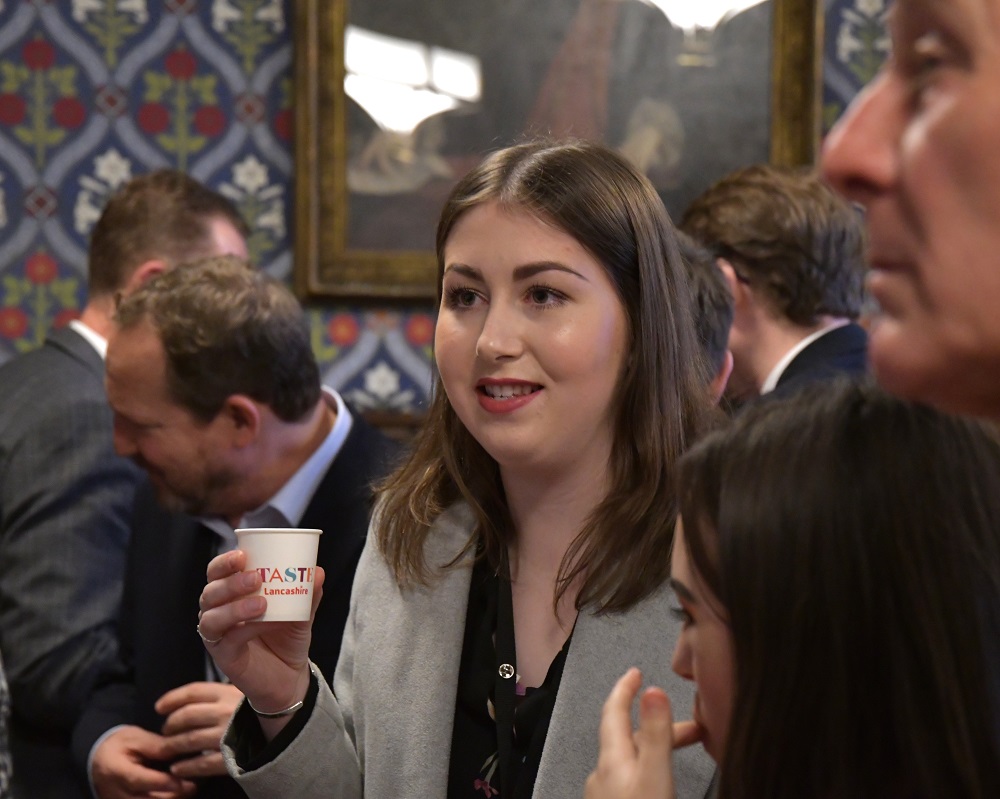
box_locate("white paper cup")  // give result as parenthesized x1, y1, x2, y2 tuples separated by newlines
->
(235, 528, 323, 622)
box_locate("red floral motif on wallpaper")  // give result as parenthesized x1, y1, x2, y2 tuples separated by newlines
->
(4, 37, 87, 167)
(136, 46, 224, 170)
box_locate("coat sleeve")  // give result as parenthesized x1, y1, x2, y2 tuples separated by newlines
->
(221, 537, 384, 798)
(224, 663, 363, 799)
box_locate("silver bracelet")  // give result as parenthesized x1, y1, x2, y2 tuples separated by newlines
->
(246, 665, 314, 718)
(246, 696, 304, 718)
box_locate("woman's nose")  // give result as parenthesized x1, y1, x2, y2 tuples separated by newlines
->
(475, 304, 523, 361)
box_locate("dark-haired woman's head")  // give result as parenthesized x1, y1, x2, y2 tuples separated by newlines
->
(432, 138, 708, 473)
(378, 139, 711, 611)
(673, 379, 1000, 799)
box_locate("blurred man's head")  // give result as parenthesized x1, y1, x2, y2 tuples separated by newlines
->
(87, 169, 248, 301)
(105, 255, 320, 518)
(676, 229, 734, 403)
(822, 0, 1000, 418)
(682, 164, 866, 398)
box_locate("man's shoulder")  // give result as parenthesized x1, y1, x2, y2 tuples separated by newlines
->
(302, 412, 399, 520)
(0, 329, 103, 390)
(803, 320, 868, 354)
(778, 322, 868, 390)
(338, 407, 404, 470)
(0, 340, 107, 438)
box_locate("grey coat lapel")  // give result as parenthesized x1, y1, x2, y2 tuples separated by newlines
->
(538, 588, 716, 798)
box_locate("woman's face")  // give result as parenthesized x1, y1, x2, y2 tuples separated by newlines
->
(434, 201, 628, 476)
(822, 0, 1000, 416)
(670, 519, 735, 763)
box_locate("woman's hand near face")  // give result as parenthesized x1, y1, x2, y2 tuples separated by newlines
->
(586, 668, 702, 799)
(196, 549, 323, 737)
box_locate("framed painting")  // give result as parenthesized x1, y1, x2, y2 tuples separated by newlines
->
(294, 0, 822, 301)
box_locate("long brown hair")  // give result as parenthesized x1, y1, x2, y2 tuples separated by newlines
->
(678, 379, 1000, 798)
(377, 139, 712, 613)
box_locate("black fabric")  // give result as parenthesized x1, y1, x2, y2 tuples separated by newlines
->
(232, 667, 320, 772)
(448, 557, 570, 799)
(772, 322, 868, 396)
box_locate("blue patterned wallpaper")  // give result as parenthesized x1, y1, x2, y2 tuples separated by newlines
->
(0, 0, 888, 414)
(822, 0, 890, 129)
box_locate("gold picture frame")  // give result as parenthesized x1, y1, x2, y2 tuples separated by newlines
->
(294, 0, 822, 301)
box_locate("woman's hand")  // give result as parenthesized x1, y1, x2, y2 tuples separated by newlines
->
(196, 549, 324, 734)
(585, 668, 703, 799)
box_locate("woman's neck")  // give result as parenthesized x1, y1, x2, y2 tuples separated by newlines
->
(501, 453, 610, 585)
(501, 462, 609, 687)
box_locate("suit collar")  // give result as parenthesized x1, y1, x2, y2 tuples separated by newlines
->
(300, 413, 388, 529)
(762, 320, 851, 394)
(774, 322, 869, 389)
(46, 326, 105, 380)
(67, 319, 108, 358)
(264, 390, 352, 527)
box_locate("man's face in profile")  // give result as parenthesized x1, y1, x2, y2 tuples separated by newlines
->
(106, 320, 240, 516)
(822, 0, 1000, 417)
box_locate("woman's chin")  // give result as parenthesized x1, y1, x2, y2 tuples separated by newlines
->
(697, 730, 719, 763)
(692, 715, 721, 763)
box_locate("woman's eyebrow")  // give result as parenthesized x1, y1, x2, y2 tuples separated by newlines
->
(442, 263, 481, 280)
(512, 262, 589, 282)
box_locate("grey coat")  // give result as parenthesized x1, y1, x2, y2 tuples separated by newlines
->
(224, 502, 715, 798)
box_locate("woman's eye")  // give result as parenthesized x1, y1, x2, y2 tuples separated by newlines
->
(526, 285, 565, 306)
(670, 606, 693, 627)
(444, 286, 481, 309)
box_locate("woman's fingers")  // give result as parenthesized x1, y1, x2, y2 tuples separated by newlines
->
(206, 549, 245, 582)
(196, 553, 266, 646)
(588, 670, 678, 799)
(635, 687, 675, 782)
(200, 553, 261, 610)
(671, 720, 704, 749)
(597, 668, 644, 765)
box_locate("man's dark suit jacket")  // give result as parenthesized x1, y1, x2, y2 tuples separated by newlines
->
(72, 411, 399, 798)
(0, 327, 141, 799)
(773, 322, 869, 396)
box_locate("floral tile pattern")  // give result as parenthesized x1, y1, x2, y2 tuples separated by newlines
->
(823, 0, 891, 133)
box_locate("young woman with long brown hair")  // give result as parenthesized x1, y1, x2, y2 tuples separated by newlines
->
(196, 140, 717, 798)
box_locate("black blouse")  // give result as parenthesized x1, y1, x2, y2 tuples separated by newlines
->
(447, 556, 572, 799)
